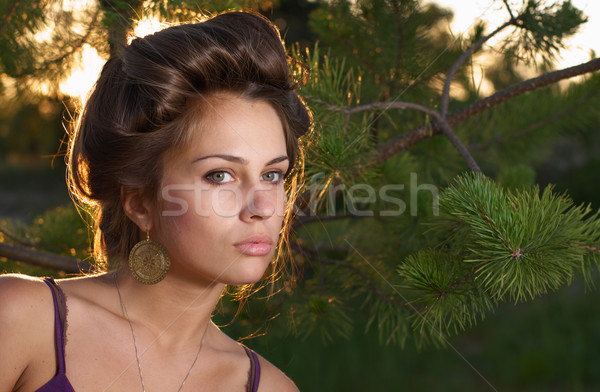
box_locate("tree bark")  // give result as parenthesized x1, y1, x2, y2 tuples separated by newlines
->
(99, 0, 143, 57)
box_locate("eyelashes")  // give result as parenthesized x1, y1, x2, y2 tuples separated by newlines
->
(204, 170, 285, 186)
(261, 171, 284, 183)
(206, 171, 233, 184)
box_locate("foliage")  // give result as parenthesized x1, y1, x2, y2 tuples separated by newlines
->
(280, 0, 600, 349)
(308, 0, 458, 103)
(0, 205, 90, 276)
(440, 173, 600, 300)
(0, 0, 300, 96)
(243, 277, 600, 391)
(0, 0, 103, 96)
(502, 0, 588, 64)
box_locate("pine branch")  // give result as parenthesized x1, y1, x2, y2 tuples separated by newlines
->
(440, 173, 600, 301)
(12, 8, 101, 78)
(325, 100, 482, 172)
(398, 250, 494, 340)
(449, 58, 600, 125)
(49, 8, 101, 65)
(436, 121, 482, 173)
(474, 201, 514, 252)
(572, 244, 600, 255)
(372, 57, 600, 166)
(502, 0, 516, 22)
(441, 266, 480, 298)
(336, 101, 441, 118)
(372, 125, 433, 166)
(441, 20, 514, 118)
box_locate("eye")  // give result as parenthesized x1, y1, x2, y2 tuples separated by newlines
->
(261, 170, 283, 183)
(206, 171, 233, 184)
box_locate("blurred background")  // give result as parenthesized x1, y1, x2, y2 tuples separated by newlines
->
(1, 0, 599, 390)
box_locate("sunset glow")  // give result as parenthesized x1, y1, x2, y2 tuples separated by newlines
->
(59, 44, 105, 104)
(59, 15, 169, 102)
(129, 15, 169, 42)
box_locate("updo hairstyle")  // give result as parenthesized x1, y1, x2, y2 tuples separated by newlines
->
(67, 11, 310, 268)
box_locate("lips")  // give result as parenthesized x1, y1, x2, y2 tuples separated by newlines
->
(234, 234, 274, 256)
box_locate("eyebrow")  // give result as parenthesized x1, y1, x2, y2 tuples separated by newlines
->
(192, 154, 289, 166)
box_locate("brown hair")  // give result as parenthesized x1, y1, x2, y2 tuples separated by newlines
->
(67, 11, 310, 270)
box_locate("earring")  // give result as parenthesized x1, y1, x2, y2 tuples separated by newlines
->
(128, 232, 170, 285)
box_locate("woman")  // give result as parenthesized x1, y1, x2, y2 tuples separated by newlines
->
(0, 11, 309, 391)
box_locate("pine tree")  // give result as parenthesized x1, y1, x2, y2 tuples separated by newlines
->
(285, 0, 600, 346)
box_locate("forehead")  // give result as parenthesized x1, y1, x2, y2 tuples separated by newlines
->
(201, 94, 285, 151)
(169, 93, 287, 164)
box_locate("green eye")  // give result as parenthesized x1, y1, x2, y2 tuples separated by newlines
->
(207, 171, 232, 183)
(262, 171, 282, 182)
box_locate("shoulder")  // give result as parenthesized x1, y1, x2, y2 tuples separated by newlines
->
(0, 274, 56, 389)
(0, 273, 56, 338)
(0, 273, 54, 322)
(208, 327, 299, 392)
(255, 351, 300, 392)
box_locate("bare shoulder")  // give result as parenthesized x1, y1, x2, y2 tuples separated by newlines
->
(0, 274, 56, 390)
(0, 273, 55, 339)
(256, 352, 300, 392)
(208, 327, 299, 391)
(0, 273, 54, 321)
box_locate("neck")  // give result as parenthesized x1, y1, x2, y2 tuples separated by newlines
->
(114, 268, 225, 347)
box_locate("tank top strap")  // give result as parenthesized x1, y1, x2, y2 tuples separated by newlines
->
(243, 346, 261, 392)
(42, 277, 67, 374)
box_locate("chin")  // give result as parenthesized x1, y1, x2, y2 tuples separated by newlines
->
(229, 259, 272, 285)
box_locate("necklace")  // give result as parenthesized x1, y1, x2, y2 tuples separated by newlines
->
(115, 274, 208, 392)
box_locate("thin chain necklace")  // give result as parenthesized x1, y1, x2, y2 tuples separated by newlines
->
(115, 274, 208, 392)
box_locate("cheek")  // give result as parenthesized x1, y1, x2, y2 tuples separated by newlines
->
(276, 185, 287, 221)
(161, 182, 240, 218)
(161, 205, 191, 237)
(159, 187, 202, 235)
(201, 187, 243, 218)
(160, 184, 195, 218)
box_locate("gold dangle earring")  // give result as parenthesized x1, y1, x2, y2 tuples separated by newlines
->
(128, 231, 170, 285)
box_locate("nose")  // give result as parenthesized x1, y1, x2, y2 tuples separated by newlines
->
(240, 187, 276, 221)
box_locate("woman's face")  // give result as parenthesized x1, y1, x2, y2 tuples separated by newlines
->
(155, 94, 289, 286)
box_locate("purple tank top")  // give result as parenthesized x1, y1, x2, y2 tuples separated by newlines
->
(37, 278, 261, 391)
(243, 346, 261, 392)
(37, 278, 75, 392)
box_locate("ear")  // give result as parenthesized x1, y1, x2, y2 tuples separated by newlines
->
(121, 186, 154, 233)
